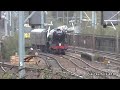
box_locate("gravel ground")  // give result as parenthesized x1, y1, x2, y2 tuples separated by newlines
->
(0, 56, 82, 79)
(66, 52, 120, 78)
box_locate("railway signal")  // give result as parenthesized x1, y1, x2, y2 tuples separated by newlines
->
(101, 11, 119, 28)
(101, 11, 120, 57)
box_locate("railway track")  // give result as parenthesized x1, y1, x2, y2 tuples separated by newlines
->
(68, 46, 120, 58)
(0, 59, 51, 79)
(25, 54, 83, 79)
(1, 49, 120, 79)
(37, 54, 64, 73)
(61, 55, 109, 79)
(38, 53, 83, 78)
(0, 61, 47, 79)
(0, 55, 55, 78)
(68, 46, 120, 66)
(38, 52, 120, 79)
(65, 52, 120, 79)
(0, 54, 82, 79)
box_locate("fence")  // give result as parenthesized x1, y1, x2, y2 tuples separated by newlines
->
(67, 34, 120, 53)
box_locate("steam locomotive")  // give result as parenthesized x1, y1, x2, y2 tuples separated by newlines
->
(47, 28, 68, 54)
(30, 28, 68, 55)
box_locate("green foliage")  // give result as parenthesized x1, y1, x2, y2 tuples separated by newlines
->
(80, 24, 120, 36)
(25, 39, 31, 48)
(2, 33, 18, 60)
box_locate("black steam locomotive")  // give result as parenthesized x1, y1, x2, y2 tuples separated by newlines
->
(30, 28, 68, 55)
(47, 28, 68, 54)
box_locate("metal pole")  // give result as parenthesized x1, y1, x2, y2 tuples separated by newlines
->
(94, 11, 97, 29)
(94, 11, 97, 53)
(11, 11, 14, 36)
(92, 11, 95, 53)
(7, 11, 10, 36)
(67, 11, 69, 25)
(22, 12, 25, 59)
(75, 12, 77, 24)
(4, 11, 8, 36)
(71, 21, 75, 52)
(41, 11, 44, 28)
(80, 11, 83, 24)
(0, 41, 4, 64)
(63, 11, 64, 24)
(80, 11, 83, 27)
(92, 11, 95, 28)
(9, 11, 12, 36)
(18, 11, 25, 79)
(0, 41, 2, 62)
(116, 28, 119, 57)
(9, 11, 11, 26)
(57, 11, 58, 20)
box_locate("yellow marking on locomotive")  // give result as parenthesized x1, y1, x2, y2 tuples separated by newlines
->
(24, 33, 30, 38)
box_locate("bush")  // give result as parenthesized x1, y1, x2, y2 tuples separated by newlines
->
(2, 33, 18, 61)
